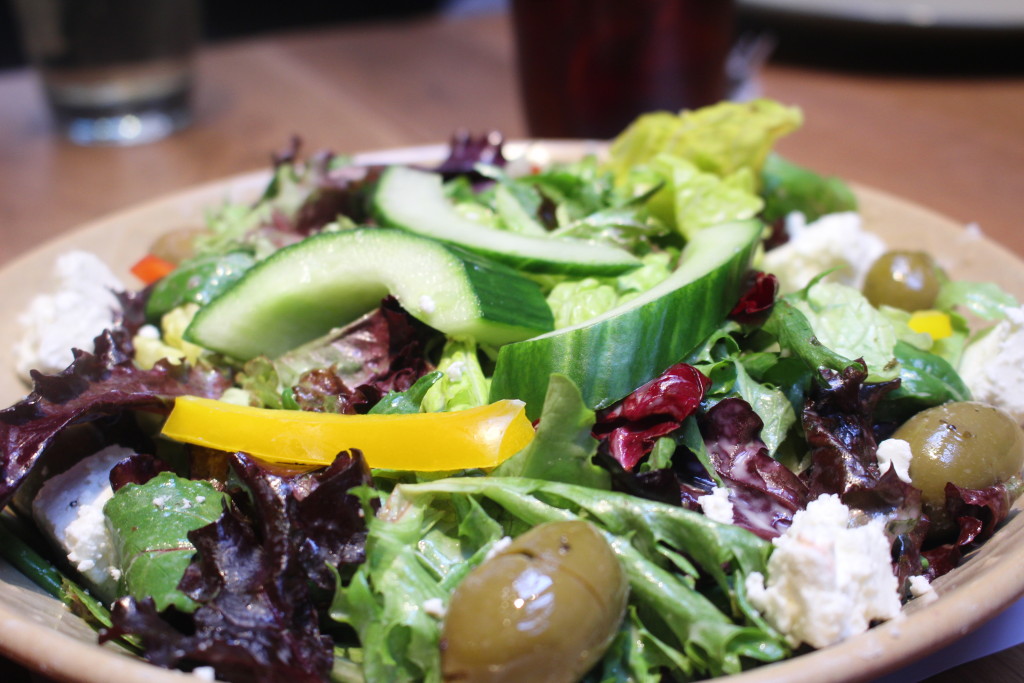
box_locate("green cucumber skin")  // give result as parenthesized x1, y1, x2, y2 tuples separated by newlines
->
(489, 221, 762, 419)
(372, 165, 641, 276)
(185, 228, 553, 360)
(453, 246, 554, 334)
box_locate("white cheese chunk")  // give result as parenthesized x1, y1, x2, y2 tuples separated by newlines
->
(876, 438, 913, 484)
(908, 575, 938, 604)
(14, 251, 124, 382)
(31, 445, 135, 601)
(745, 494, 901, 649)
(958, 305, 1024, 424)
(761, 212, 886, 295)
(697, 486, 735, 525)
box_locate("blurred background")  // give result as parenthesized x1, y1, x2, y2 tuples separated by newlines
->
(3, 0, 1021, 73)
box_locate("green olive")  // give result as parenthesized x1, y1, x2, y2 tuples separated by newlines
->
(894, 401, 1024, 535)
(440, 520, 628, 683)
(862, 250, 943, 311)
(148, 226, 209, 265)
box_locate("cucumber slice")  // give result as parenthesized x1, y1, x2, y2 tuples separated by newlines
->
(489, 220, 763, 418)
(185, 228, 554, 360)
(371, 165, 641, 275)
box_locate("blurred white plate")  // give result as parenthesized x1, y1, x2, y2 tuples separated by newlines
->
(739, 0, 1024, 30)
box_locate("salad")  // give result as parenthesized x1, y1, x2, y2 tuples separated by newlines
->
(2, 99, 1023, 683)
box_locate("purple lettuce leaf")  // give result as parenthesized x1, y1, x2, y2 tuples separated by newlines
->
(728, 271, 779, 327)
(432, 130, 506, 181)
(0, 330, 231, 510)
(699, 397, 809, 539)
(289, 297, 438, 414)
(843, 469, 929, 588)
(267, 137, 380, 235)
(109, 453, 175, 492)
(102, 451, 372, 682)
(801, 364, 901, 497)
(594, 363, 710, 471)
(801, 364, 930, 583)
(922, 482, 1012, 579)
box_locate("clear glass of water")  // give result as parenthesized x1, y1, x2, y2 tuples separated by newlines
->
(11, 0, 201, 146)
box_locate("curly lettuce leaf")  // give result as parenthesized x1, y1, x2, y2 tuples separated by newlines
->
(421, 338, 490, 412)
(494, 374, 609, 489)
(546, 252, 674, 328)
(606, 99, 803, 183)
(0, 330, 230, 511)
(103, 451, 371, 682)
(390, 477, 788, 677)
(643, 156, 764, 238)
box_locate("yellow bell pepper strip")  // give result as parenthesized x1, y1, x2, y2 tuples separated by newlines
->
(160, 395, 536, 471)
(908, 310, 953, 340)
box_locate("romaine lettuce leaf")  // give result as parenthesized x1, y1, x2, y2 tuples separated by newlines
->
(936, 279, 1020, 321)
(390, 477, 788, 677)
(643, 155, 763, 238)
(606, 99, 803, 183)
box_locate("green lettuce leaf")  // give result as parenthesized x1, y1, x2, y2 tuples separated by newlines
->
(689, 325, 798, 455)
(421, 339, 490, 412)
(877, 341, 972, 422)
(644, 156, 763, 238)
(760, 153, 858, 223)
(146, 252, 255, 321)
(330, 489, 502, 683)
(787, 281, 900, 381)
(546, 252, 674, 328)
(104, 472, 229, 613)
(369, 371, 442, 415)
(935, 280, 1020, 321)
(493, 374, 610, 489)
(390, 477, 788, 678)
(605, 99, 803, 183)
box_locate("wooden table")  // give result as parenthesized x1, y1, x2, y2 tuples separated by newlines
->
(1, 8, 1023, 683)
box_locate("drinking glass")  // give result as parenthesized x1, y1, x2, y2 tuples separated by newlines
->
(510, 0, 736, 139)
(11, 0, 201, 146)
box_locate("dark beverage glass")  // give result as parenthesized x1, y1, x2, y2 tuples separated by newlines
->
(510, 0, 736, 139)
(11, 0, 201, 146)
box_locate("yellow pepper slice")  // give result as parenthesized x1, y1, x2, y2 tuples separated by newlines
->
(908, 310, 953, 340)
(161, 396, 536, 471)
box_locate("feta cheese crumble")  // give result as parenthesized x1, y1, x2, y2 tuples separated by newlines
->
(908, 575, 938, 604)
(760, 212, 886, 295)
(192, 666, 217, 681)
(876, 438, 913, 484)
(422, 597, 446, 619)
(14, 251, 124, 382)
(484, 536, 512, 562)
(31, 445, 136, 601)
(958, 305, 1024, 424)
(745, 494, 901, 649)
(697, 486, 735, 525)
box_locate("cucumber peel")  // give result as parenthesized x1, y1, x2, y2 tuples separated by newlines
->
(185, 228, 554, 360)
(489, 220, 763, 418)
(371, 165, 641, 275)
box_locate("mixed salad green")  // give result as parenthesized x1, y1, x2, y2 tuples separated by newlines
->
(2, 99, 1023, 683)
